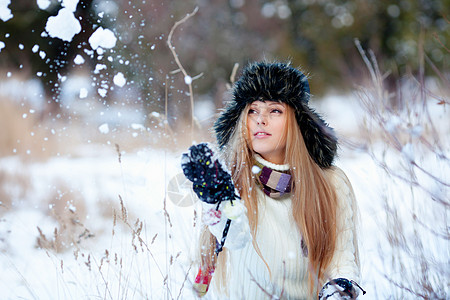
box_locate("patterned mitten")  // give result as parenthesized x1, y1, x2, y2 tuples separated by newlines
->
(181, 143, 235, 204)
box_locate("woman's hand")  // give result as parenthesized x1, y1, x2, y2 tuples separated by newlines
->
(181, 143, 235, 204)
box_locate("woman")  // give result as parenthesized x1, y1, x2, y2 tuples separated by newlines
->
(182, 62, 364, 299)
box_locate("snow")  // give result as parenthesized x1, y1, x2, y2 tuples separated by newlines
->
(73, 54, 85, 65)
(0, 4, 448, 296)
(45, 8, 81, 42)
(98, 123, 109, 134)
(0, 92, 448, 298)
(88, 27, 117, 50)
(79, 87, 88, 99)
(252, 165, 261, 174)
(113, 72, 126, 87)
(36, 0, 51, 10)
(31, 44, 39, 53)
(61, 0, 79, 12)
(184, 75, 192, 85)
(0, 0, 13, 22)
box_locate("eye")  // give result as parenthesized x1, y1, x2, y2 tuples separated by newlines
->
(248, 109, 257, 114)
(271, 108, 283, 114)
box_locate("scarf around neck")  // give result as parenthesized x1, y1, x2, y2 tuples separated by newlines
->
(254, 155, 292, 198)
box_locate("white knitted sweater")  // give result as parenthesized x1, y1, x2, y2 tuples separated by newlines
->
(210, 159, 360, 300)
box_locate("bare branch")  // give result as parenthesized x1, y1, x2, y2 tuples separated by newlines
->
(167, 6, 199, 141)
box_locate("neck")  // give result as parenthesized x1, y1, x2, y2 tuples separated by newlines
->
(254, 154, 290, 171)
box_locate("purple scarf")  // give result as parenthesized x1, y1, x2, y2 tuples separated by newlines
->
(254, 161, 292, 198)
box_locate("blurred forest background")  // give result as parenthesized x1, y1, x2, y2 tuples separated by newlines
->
(0, 1, 449, 299)
(0, 0, 448, 153)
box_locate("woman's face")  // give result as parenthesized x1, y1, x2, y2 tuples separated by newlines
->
(247, 100, 288, 164)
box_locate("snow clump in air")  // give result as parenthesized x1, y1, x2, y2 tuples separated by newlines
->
(88, 27, 117, 50)
(98, 123, 109, 134)
(113, 72, 126, 87)
(36, 0, 51, 10)
(79, 88, 88, 99)
(45, 8, 81, 42)
(0, 0, 13, 22)
(74, 54, 85, 65)
(0, 41, 5, 52)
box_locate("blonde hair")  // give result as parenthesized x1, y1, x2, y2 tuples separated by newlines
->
(198, 104, 338, 296)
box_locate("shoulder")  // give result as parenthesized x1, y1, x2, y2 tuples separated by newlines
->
(324, 166, 353, 194)
(324, 166, 356, 211)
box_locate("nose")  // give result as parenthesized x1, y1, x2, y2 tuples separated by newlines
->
(257, 113, 267, 126)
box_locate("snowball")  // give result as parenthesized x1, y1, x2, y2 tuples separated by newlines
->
(184, 75, 192, 85)
(37, 0, 51, 10)
(88, 27, 117, 50)
(0, 0, 13, 22)
(45, 8, 81, 42)
(151, 111, 160, 118)
(98, 123, 109, 134)
(32, 44, 39, 53)
(0, 41, 5, 52)
(79, 88, 88, 99)
(74, 54, 85, 65)
(113, 72, 126, 87)
(39, 51, 46, 59)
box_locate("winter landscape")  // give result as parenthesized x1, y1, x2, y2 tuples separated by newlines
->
(0, 1, 449, 299)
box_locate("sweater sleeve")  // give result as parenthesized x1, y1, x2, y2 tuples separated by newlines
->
(326, 167, 360, 282)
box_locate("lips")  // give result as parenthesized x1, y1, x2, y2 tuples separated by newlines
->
(254, 131, 271, 137)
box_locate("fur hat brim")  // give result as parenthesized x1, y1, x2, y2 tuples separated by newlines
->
(214, 62, 337, 169)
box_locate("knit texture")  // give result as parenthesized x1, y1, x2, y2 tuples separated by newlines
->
(214, 61, 338, 169)
(210, 163, 359, 299)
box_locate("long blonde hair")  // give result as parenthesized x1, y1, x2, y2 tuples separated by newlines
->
(198, 104, 338, 295)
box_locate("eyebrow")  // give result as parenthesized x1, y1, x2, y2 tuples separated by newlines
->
(250, 102, 286, 108)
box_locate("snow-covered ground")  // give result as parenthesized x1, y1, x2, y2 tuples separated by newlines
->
(0, 1, 448, 298)
(0, 91, 448, 299)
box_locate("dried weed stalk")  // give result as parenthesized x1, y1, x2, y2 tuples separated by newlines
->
(354, 39, 449, 299)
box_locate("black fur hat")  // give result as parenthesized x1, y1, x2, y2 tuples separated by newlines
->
(214, 61, 337, 169)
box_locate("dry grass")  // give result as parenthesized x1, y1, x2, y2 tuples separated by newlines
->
(36, 182, 93, 253)
(353, 40, 449, 299)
